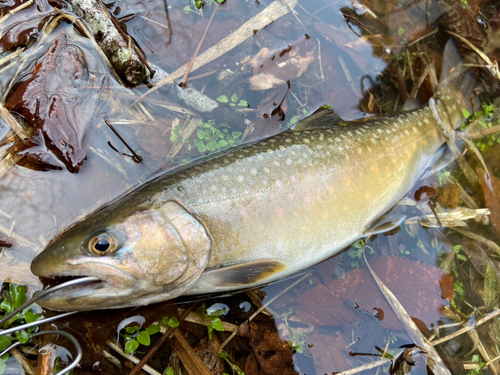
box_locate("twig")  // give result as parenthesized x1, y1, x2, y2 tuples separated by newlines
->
(176, 308, 238, 332)
(173, 329, 213, 375)
(10, 347, 34, 375)
(466, 125, 500, 139)
(106, 340, 161, 375)
(181, 3, 219, 86)
(0, 102, 29, 139)
(431, 309, 500, 346)
(219, 272, 311, 352)
(452, 228, 500, 256)
(104, 120, 143, 163)
(337, 357, 392, 375)
(130, 0, 299, 108)
(128, 302, 198, 375)
(0, 0, 34, 24)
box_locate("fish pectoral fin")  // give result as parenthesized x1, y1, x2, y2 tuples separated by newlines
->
(363, 213, 406, 237)
(202, 259, 287, 287)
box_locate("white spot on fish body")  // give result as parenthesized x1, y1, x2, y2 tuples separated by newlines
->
(405, 129, 410, 135)
(303, 138, 310, 143)
(232, 188, 238, 194)
(355, 130, 362, 135)
(222, 175, 230, 181)
(273, 161, 280, 167)
(257, 155, 264, 161)
(424, 118, 429, 124)
(386, 129, 392, 134)
(286, 158, 292, 165)
(238, 175, 244, 183)
(264, 167, 270, 173)
(251, 169, 257, 175)
(335, 137, 341, 142)
(377, 129, 383, 134)
(285, 138, 292, 143)
(319, 134, 324, 141)
(269, 139, 276, 143)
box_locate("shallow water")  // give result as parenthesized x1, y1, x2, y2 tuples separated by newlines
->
(0, 0, 499, 373)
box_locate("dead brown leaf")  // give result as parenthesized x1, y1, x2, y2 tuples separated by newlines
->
(437, 183, 461, 209)
(248, 316, 298, 375)
(5, 33, 106, 172)
(246, 40, 316, 90)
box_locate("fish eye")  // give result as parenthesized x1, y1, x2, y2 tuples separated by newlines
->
(88, 232, 118, 256)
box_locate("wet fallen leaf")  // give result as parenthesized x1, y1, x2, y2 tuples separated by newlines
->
(248, 316, 298, 375)
(0, 0, 56, 52)
(5, 33, 107, 172)
(246, 40, 316, 90)
(437, 183, 461, 209)
(244, 353, 261, 375)
(294, 257, 451, 331)
(0, 234, 13, 248)
(196, 336, 224, 374)
(477, 166, 500, 238)
(307, 330, 351, 374)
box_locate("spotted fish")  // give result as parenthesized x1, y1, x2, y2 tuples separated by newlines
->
(31, 40, 476, 310)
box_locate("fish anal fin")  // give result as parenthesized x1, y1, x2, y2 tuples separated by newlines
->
(363, 214, 406, 237)
(203, 259, 287, 287)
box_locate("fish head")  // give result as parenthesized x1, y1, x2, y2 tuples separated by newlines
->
(31, 200, 211, 310)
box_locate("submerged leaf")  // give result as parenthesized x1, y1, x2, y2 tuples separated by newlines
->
(294, 257, 450, 331)
(485, 260, 500, 312)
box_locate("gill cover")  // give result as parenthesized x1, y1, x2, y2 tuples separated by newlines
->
(31, 200, 211, 310)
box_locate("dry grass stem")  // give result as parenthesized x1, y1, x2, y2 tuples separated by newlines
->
(337, 357, 392, 375)
(106, 340, 162, 375)
(173, 329, 213, 375)
(431, 309, 500, 346)
(131, 0, 299, 108)
(0, 0, 34, 24)
(446, 31, 500, 79)
(174, 308, 238, 332)
(11, 347, 34, 375)
(453, 228, 500, 256)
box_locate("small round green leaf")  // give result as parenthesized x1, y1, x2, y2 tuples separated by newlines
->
(217, 95, 229, 103)
(137, 331, 151, 346)
(125, 339, 139, 354)
(146, 324, 160, 336)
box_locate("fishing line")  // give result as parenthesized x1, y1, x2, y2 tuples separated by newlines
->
(0, 276, 99, 374)
(0, 330, 82, 375)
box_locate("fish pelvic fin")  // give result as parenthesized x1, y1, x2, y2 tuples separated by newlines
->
(436, 39, 479, 129)
(202, 259, 287, 287)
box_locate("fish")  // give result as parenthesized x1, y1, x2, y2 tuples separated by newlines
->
(31, 40, 477, 311)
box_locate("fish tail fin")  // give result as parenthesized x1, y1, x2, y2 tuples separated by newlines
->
(436, 39, 479, 129)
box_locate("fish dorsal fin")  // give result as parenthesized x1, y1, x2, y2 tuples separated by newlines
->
(291, 107, 342, 131)
(202, 259, 287, 287)
(363, 213, 406, 237)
